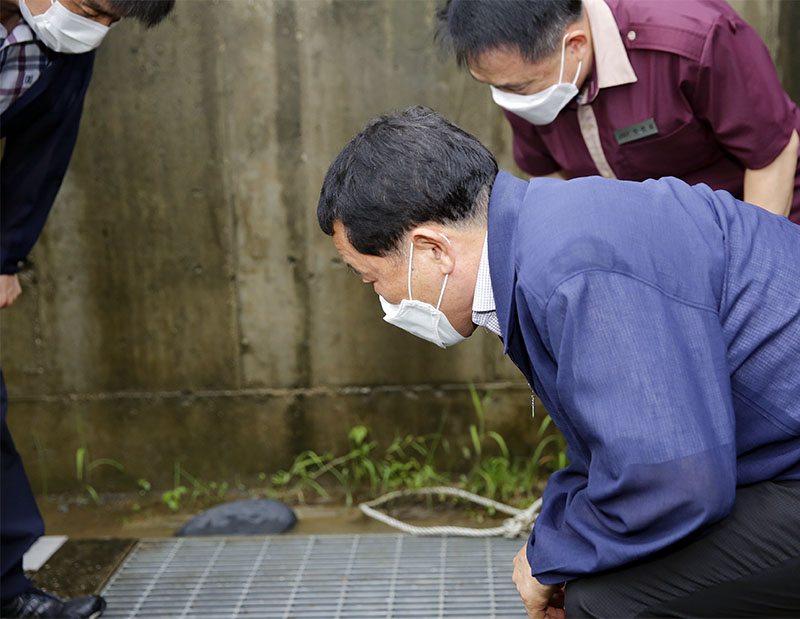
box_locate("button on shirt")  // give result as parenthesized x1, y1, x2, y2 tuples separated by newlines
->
(0, 19, 48, 113)
(504, 0, 800, 224)
(471, 236, 502, 337)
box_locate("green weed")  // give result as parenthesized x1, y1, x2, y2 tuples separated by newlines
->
(160, 462, 230, 511)
(61, 383, 568, 519)
(271, 382, 569, 510)
(74, 445, 125, 505)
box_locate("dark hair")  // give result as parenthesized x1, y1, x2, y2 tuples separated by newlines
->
(108, 0, 175, 27)
(436, 0, 583, 67)
(317, 106, 497, 256)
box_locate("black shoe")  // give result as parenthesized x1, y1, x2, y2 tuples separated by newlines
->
(0, 587, 105, 618)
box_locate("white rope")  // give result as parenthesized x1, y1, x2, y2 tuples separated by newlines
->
(358, 486, 541, 538)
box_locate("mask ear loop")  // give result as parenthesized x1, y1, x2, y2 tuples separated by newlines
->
(435, 233, 452, 311)
(435, 275, 449, 311)
(407, 243, 415, 300)
(571, 58, 583, 86)
(558, 33, 583, 86)
(558, 34, 568, 83)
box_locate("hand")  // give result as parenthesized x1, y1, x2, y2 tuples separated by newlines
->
(0, 274, 22, 308)
(512, 543, 565, 619)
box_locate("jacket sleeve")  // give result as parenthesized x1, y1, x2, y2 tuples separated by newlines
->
(1, 53, 94, 274)
(526, 269, 737, 584)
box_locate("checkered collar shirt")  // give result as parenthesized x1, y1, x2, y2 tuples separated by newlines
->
(471, 235, 502, 337)
(1, 18, 49, 114)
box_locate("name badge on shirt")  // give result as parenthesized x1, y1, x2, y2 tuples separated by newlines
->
(614, 118, 659, 145)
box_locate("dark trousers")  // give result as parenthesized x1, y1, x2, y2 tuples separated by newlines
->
(0, 369, 44, 602)
(564, 479, 800, 618)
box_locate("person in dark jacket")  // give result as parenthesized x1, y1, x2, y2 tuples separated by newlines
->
(317, 106, 800, 618)
(1, 1, 173, 616)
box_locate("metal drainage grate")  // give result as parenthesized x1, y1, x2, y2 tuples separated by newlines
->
(101, 534, 528, 618)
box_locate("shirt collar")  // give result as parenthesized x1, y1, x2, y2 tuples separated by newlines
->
(472, 235, 495, 313)
(1, 19, 38, 51)
(580, 0, 637, 103)
(471, 235, 502, 337)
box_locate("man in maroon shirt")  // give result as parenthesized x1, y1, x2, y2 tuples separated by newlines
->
(437, 0, 800, 223)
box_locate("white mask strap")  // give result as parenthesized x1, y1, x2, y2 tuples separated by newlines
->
(558, 33, 568, 83)
(572, 57, 583, 86)
(436, 274, 448, 311)
(559, 33, 583, 86)
(435, 232, 451, 310)
(407, 243, 414, 300)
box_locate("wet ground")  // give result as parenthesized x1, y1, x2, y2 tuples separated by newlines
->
(30, 492, 515, 601)
(29, 538, 136, 599)
(36, 491, 512, 538)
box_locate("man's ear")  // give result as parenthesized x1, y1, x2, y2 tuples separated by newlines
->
(409, 227, 455, 275)
(566, 28, 590, 62)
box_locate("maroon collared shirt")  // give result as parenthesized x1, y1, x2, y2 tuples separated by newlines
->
(506, 0, 800, 223)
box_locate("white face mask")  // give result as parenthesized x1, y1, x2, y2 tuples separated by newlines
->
(20, 0, 110, 54)
(378, 238, 467, 349)
(490, 33, 583, 125)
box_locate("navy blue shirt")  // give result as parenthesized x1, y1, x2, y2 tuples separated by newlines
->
(487, 171, 800, 584)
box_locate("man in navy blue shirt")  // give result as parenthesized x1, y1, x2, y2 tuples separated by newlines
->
(318, 106, 800, 617)
(1, 1, 172, 616)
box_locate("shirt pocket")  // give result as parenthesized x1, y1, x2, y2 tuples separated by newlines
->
(616, 118, 723, 181)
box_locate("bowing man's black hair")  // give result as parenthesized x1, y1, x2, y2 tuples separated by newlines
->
(317, 106, 497, 257)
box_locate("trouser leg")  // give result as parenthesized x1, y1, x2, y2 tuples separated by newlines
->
(0, 369, 45, 603)
(564, 480, 800, 618)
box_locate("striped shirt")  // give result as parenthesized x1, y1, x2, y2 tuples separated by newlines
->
(1, 18, 48, 113)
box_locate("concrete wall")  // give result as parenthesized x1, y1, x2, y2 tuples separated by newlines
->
(2, 0, 796, 494)
(3, 0, 531, 494)
(728, 1, 799, 102)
